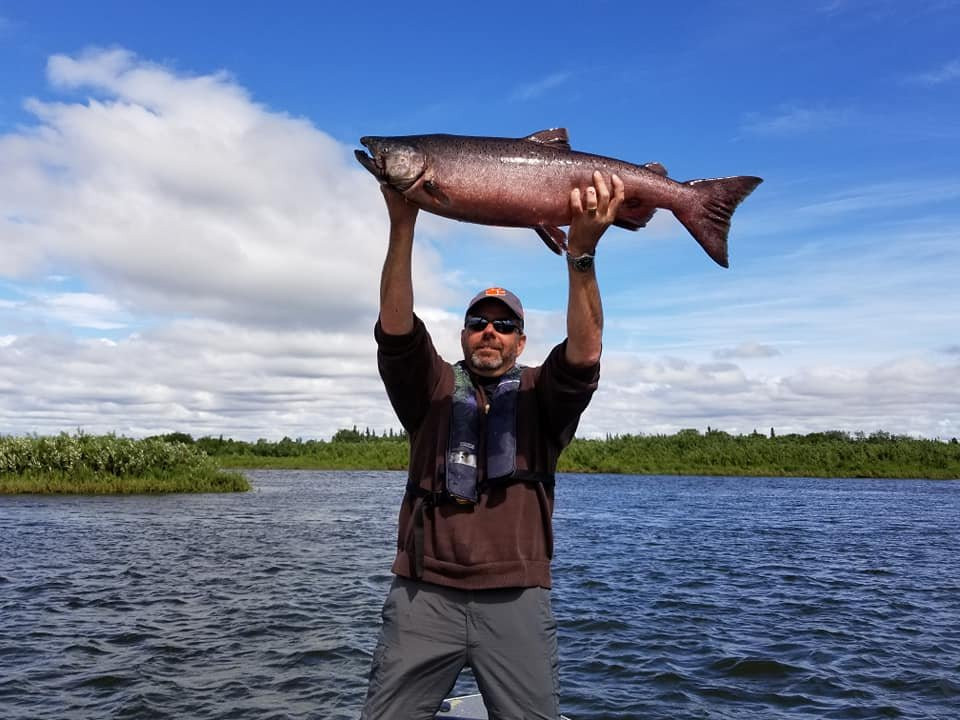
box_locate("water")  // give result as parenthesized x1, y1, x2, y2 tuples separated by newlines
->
(1, 472, 958, 719)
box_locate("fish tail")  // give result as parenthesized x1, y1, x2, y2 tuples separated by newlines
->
(673, 176, 763, 267)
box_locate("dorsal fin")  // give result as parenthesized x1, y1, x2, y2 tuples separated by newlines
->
(642, 162, 668, 176)
(523, 128, 570, 150)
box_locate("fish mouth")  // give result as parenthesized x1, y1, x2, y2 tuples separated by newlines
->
(354, 142, 382, 179)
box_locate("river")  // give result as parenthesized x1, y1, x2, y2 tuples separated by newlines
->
(1, 471, 958, 719)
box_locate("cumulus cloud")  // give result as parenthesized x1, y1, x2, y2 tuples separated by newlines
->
(0, 321, 393, 439)
(0, 48, 452, 331)
(0, 48, 465, 439)
(579, 352, 960, 440)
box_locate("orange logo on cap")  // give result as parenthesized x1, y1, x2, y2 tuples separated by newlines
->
(484, 287, 507, 296)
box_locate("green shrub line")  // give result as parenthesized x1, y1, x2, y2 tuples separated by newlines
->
(196, 427, 959, 480)
(3, 428, 958, 494)
(557, 429, 960, 479)
(0, 433, 249, 494)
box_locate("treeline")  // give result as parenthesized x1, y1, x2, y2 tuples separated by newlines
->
(156, 427, 960, 479)
(559, 429, 960, 479)
(0, 433, 249, 494)
(158, 427, 409, 470)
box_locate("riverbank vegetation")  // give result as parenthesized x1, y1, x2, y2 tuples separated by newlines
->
(560, 429, 960, 479)
(0, 433, 249, 494)
(195, 426, 959, 479)
(3, 428, 957, 494)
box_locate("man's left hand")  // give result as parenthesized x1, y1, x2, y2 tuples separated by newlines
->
(567, 171, 625, 256)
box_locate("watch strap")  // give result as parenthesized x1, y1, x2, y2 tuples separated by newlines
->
(566, 251, 595, 272)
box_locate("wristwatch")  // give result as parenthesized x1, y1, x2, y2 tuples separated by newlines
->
(566, 251, 595, 272)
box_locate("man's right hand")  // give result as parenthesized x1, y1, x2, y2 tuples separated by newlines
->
(382, 185, 419, 233)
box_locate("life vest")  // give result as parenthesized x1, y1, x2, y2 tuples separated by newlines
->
(445, 360, 522, 503)
(406, 361, 521, 578)
(407, 361, 560, 578)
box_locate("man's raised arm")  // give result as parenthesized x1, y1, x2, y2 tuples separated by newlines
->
(378, 186, 419, 336)
(564, 171, 624, 367)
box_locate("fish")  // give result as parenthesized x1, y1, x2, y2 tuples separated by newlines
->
(355, 128, 762, 268)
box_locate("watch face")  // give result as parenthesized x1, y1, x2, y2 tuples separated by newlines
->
(572, 254, 594, 271)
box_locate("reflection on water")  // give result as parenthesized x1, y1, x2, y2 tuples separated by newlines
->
(1, 471, 959, 719)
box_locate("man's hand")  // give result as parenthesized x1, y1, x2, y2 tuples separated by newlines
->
(567, 171, 624, 256)
(382, 185, 419, 234)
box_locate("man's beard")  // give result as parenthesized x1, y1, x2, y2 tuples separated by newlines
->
(468, 340, 519, 372)
(469, 350, 505, 371)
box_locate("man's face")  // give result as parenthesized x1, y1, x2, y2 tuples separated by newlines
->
(460, 299, 526, 377)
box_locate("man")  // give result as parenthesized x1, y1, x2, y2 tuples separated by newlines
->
(362, 170, 624, 720)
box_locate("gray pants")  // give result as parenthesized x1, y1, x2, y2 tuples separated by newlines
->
(360, 577, 560, 720)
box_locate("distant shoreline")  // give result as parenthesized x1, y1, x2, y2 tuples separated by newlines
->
(2, 429, 957, 494)
(198, 428, 960, 481)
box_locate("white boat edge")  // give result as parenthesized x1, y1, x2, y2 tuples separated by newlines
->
(436, 693, 572, 719)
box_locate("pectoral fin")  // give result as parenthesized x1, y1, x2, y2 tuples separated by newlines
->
(534, 225, 567, 255)
(423, 180, 452, 206)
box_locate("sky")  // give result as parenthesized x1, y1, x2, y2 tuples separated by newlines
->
(0, 0, 958, 442)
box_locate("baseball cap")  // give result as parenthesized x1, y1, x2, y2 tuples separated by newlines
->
(465, 287, 524, 324)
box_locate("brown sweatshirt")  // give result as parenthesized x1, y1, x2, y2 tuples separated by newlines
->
(375, 315, 599, 590)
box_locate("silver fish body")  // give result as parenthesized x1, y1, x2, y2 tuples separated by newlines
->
(355, 128, 762, 267)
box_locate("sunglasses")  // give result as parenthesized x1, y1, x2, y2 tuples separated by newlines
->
(464, 315, 523, 334)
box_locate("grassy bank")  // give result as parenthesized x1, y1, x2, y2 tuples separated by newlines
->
(558, 430, 960, 479)
(4, 429, 957, 491)
(195, 428, 960, 480)
(0, 434, 249, 494)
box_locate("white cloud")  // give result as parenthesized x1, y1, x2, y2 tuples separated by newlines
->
(903, 59, 960, 87)
(816, 0, 957, 18)
(34, 292, 130, 330)
(713, 343, 781, 360)
(579, 352, 960, 440)
(741, 104, 855, 136)
(0, 320, 393, 439)
(0, 48, 452, 332)
(510, 72, 571, 102)
(794, 179, 960, 217)
(0, 48, 470, 439)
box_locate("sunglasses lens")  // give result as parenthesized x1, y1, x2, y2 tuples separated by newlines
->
(464, 316, 520, 333)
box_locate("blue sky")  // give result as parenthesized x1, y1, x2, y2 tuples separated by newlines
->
(1, 1, 958, 440)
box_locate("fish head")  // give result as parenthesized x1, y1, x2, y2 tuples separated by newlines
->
(355, 136, 427, 192)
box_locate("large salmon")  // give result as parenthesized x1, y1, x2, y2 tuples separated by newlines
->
(355, 128, 762, 267)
